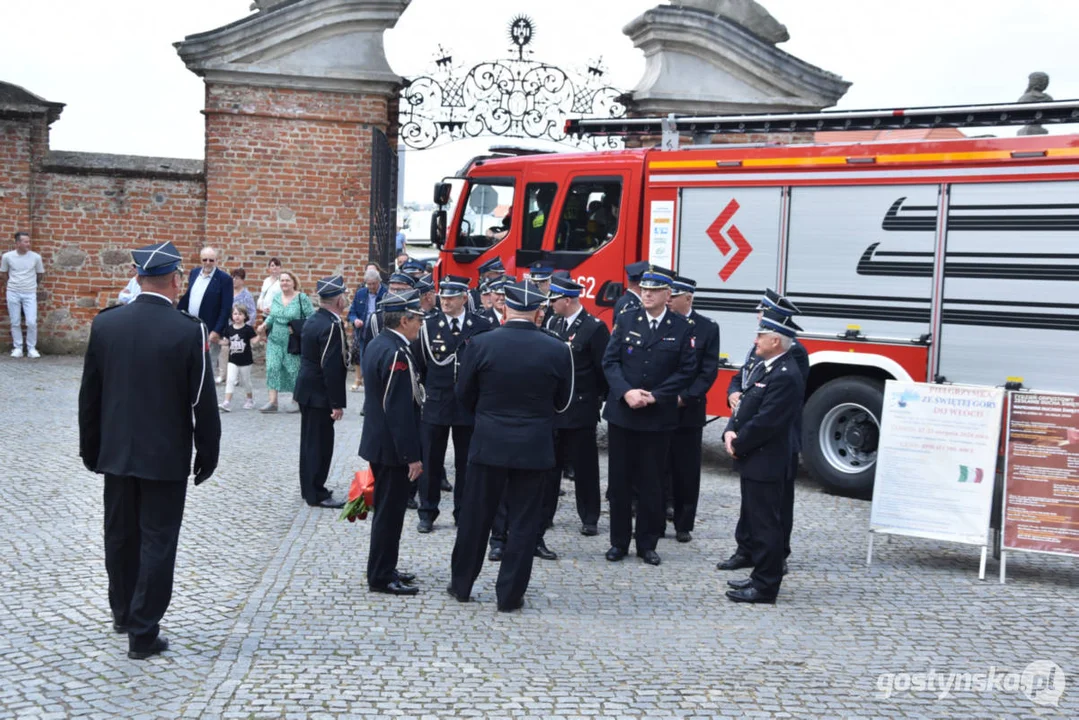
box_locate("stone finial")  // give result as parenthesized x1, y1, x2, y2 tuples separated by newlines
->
(1018, 71, 1052, 136)
(669, 0, 789, 44)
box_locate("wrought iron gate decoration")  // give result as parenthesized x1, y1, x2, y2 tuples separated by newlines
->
(370, 128, 397, 269)
(399, 16, 627, 151)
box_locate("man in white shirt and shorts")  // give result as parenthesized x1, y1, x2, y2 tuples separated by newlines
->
(1, 231, 46, 358)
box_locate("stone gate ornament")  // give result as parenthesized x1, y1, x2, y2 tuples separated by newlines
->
(399, 16, 626, 151)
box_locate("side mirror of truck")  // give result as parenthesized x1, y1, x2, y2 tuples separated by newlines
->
(595, 280, 623, 307)
(430, 210, 446, 248)
(433, 182, 452, 206)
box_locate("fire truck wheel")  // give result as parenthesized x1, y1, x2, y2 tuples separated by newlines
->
(801, 376, 884, 499)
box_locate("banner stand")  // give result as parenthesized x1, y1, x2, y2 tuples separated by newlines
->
(867, 530, 989, 580)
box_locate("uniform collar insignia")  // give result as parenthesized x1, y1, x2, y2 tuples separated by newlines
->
(637, 315, 643, 322)
(466, 319, 472, 326)
(438, 320, 445, 328)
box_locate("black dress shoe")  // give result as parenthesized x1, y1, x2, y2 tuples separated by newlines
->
(112, 622, 129, 634)
(783, 561, 789, 576)
(497, 597, 525, 613)
(393, 570, 416, 584)
(446, 584, 469, 602)
(727, 577, 754, 590)
(580, 523, 598, 536)
(534, 541, 557, 561)
(314, 498, 344, 509)
(128, 636, 168, 660)
(564, 466, 575, 480)
(605, 546, 627, 562)
(406, 497, 418, 510)
(557, 488, 565, 496)
(725, 586, 776, 604)
(417, 519, 433, 534)
(716, 552, 753, 571)
(488, 546, 504, 562)
(675, 531, 692, 543)
(440, 478, 453, 491)
(665, 505, 675, 521)
(370, 580, 419, 596)
(637, 549, 661, 566)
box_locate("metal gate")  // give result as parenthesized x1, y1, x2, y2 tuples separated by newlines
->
(370, 128, 397, 270)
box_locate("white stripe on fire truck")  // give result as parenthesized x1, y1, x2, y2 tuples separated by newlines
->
(649, 163, 1079, 184)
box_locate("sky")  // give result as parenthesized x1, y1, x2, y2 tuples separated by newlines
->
(2, 0, 1078, 205)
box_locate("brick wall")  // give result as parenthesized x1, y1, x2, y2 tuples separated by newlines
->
(0, 83, 395, 353)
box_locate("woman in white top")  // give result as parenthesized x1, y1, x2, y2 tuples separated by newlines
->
(257, 256, 283, 316)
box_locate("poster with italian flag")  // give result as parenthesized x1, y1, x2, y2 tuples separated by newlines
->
(870, 381, 1004, 546)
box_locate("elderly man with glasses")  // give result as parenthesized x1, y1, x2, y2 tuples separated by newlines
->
(179, 247, 233, 382)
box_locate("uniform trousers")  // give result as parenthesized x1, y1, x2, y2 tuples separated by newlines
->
(735, 452, 796, 558)
(419, 423, 472, 523)
(367, 462, 411, 589)
(740, 476, 784, 597)
(299, 405, 335, 505)
(103, 475, 187, 650)
(451, 463, 546, 608)
(556, 426, 601, 526)
(670, 425, 703, 533)
(607, 424, 670, 553)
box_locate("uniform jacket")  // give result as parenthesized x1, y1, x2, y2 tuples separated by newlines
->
(677, 309, 721, 428)
(613, 289, 642, 318)
(455, 320, 572, 470)
(347, 284, 386, 346)
(548, 309, 610, 430)
(413, 309, 492, 426)
(728, 340, 809, 450)
(178, 267, 234, 336)
(724, 351, 806, 481)
(358, 329, 423, 466)
(78, 294, 221, 483)
(293, 307, 348, 410)
(602, 310, 697, 432)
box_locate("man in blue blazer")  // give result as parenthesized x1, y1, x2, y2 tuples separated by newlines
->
(178, 246, 233, 380)
(347, 268, 387, 384)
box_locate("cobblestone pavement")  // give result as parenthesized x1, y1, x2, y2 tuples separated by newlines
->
(1, 355, 1076, 719)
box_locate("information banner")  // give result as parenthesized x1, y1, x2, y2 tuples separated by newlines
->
(870, 381, 1004, 546)
(647, 200, 675, 269)
(1002, 392, 1079, 557)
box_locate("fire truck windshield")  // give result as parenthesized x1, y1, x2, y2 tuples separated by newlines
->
(454, 180, 516, 250)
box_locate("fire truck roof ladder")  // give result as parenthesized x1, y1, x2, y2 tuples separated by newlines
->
(564, 100, 1079, 141)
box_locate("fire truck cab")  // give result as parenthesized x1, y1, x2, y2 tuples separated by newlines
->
(428, 102, 1079, 497)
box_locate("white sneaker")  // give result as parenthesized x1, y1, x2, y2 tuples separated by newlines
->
(215, 376, 224, 384)
(10, 348, 23, 358)
(219, 401, 231, 412)
(27, 349, 40, 359)
(242, 399, 255, 410)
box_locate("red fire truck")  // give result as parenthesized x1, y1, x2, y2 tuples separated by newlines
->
(427, 101, 1079, 497)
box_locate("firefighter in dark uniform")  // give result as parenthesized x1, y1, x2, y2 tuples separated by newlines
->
(526, 261, 555, 327)
(613, 260, 648, 317)
(417, 274, 438, 315)
(448, 280, 572, 611)
(718, 289, 809, 572)
(481, 276, 511, 326)
(294, 275, 350, 508)
(362, 272, 416, 347)
(601, 265, 696, 566)
(470, 256, 505, 313)
(547, 275, 610, 536)
(359, 290, 428, 596)
(414, 275, 492, 533)
(78, 241, 221, 660)
(722, 309, 806, 604)
(665, 275, 720, 542)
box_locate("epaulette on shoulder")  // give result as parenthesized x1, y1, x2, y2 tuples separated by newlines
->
(541, 327, 562, 340)
(98, 304, 123, 315)
(180, 310, 204, 323)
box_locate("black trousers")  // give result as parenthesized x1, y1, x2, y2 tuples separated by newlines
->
(451, 464, 546, 608)
(103, 475, 187, 650)
(670, 425, 703, 533)
(299, 404, 335, 505)
(367, 462, 411, 589)
(419, 422, 472, 524)
(736, 452, 796, 559)
(741, 476, 784, 597)
(555, 426, 601, 526)
(607, 424, 670, 553)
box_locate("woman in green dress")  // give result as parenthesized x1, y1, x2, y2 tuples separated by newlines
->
(255, 271, 313, 413)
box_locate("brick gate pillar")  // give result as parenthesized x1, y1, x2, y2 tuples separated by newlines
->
(176, 0, 410, 283)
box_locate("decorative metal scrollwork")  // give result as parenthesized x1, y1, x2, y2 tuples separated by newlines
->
(399, 16, 626, 151)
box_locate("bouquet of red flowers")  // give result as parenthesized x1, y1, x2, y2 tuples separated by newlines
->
(340, 468, 375, 522)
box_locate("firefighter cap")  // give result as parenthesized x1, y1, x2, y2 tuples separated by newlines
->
(625, 261, 650, 282)
(438, 275, 471, 297)
(379, 289, 425, 316)
(400, 258, 426, 275)
(388, 272, 416, 288)
(316, 275, 347, 299)
(757, 288, 800, 317)
(638, 265, 675, 289)
(131, 241, 182, 277)
(548, 276, 582, 299)
(527, 261, 554, 282)
(757, 308, 802, 338)
(415, 274, 435, 294)
(477, 256, 506, 275)
(504, 280, 547, 312)
(670, 275, 697, 296)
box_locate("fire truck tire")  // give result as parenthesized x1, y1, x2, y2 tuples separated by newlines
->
(801, 376, 884, 499)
